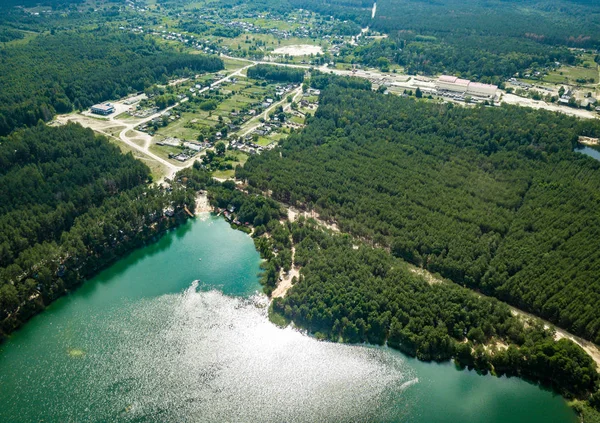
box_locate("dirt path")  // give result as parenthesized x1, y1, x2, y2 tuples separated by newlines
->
(509, 308, 600, 368)
(287, 206, 339, 232)
(272, 246, 299, 298)
(239, 86, 303, 138)
(409, 264, 600, 368)
(57, 64, 257, 182)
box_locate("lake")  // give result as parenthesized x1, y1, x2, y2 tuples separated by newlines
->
(575, 145, 600, 162)
(0, 215, 577, 422)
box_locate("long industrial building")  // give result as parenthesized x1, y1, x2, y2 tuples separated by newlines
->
(436, 75, 497, 98)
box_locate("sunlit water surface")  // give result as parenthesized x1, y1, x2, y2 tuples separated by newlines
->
(0, 216, 576, 422)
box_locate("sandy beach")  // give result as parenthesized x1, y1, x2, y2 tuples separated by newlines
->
(195, 192, 212, 214)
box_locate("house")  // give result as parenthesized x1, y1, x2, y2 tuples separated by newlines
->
(581, 97, 597, 108)
(164, 207, 175, 217)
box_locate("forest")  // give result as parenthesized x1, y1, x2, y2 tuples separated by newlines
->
(267, 218, 599, 401)
(302, 0, 598, 81)
(0, 123, 202, 341)
(237, 81, 600, 345)
(0, 30, 224, 135)
(246, 65, 306, 83)
(347, 37, 576, 84)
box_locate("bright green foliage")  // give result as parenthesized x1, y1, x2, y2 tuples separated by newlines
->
(271, 219, 598, 398)
(0, 124, 202, 340)
(0, 30, 224, 135)
(247, 65, 305, 83)
(239, 85, 600, 344)
(325, 0, 597, 82)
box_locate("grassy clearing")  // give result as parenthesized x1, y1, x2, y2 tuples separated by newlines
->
(212, 168, 235, 179)
(216, 33, 326, 54)
(149, 144, 189, 166)
(289, 115, 304, 125)
(543, 65, 598, 85)
(103, 126, 126, 137)
(115, 112, 140, 121)
(106, 137, 168, 181)
(256, 137, 275, 146)
(155, 112, 204, 140)
(212, 150, 249, 178)
(223, 57, 252, 71)
(4, 30, 39, 46)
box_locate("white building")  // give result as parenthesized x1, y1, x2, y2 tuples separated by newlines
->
(436, 75, 470, 93)
(91, 103, 115, 115)
(467, 81, 498, 98)
(436, 75, 497, 98)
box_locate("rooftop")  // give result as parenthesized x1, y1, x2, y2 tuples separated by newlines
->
(91, 103, 114, 112)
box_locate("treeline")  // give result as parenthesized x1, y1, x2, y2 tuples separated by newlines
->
(0, 123, 149, 269)
(238, 84, 600, 344)
(0, 30, 224, 135)
(312, 0, 597, 81)
(270, 219, 599, 400)
(309, 70, 372, 91)
(0, 124, 203, 341)
(347, 36, 575, 84)
(0, 27, 24, 43)
(373, 0, 600, 49)
(247, 64, 305, 83)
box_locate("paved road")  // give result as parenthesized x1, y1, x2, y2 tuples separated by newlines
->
(109, 64, 258, 180)
(221, 54, 599, 120)
(239, 86, 303, 138)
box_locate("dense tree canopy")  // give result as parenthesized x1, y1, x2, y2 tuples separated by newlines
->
(239, 84, 600, 344)
(0, 30, 224, 135)
(247, 64, 305, 83)
(0, 124, 201, 340)
(269, 219, 598, 398)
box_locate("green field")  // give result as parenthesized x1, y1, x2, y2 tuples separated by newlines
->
(149, 144, 191, 165)
(212, 150, 249, 179)
(105, 138, 168, 181)
(154, 112, 208, 140)
(222, 57, 252, 71)
(543, 64, 598, 85)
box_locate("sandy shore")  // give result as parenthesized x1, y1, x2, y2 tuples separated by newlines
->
(195, 193, 212, 214)
(287, 207, 339, 232)
(411, 263, 600, 367)
(579, 136, 600, 146)
(272, 246, 299, 298)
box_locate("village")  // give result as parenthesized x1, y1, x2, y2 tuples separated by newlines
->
(48, 0, 598, 184)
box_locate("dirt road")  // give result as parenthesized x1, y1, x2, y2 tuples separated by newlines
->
(239, 86, 303, 138)
(57, 64, 257, 181)
(409, 265, 600, 368)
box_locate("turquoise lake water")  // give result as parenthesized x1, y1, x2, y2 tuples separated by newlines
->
(0, 215, 577, 422)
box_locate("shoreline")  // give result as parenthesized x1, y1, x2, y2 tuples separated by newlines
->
(195, 192, 212, 214)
